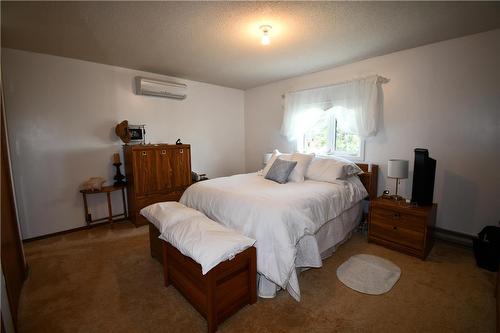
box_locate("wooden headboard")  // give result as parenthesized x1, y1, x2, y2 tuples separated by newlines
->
(355, 163, 378, 200)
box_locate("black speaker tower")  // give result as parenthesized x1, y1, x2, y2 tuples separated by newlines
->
(411, 148, 436, 206)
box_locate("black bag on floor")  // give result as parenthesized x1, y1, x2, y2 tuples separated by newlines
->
(473, 226, 500, 272)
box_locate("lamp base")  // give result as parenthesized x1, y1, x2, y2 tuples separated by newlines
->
(390, 177, 405, 201)
(113, 162, 126, 186)
(390, 194, 404, 201)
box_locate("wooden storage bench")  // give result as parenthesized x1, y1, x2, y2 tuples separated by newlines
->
(162, 240, 256, 333)
(146, 218, 257, 333)
(149, 223, 164, 263)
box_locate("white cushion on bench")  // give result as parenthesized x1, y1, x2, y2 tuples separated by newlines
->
(141, 201, 204, 233)
(141, 202, 256, 275)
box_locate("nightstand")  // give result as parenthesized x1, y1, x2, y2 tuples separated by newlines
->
(368, 197, 437, 259)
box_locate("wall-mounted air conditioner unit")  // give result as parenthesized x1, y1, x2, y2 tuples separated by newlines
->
(135, 77, 187, 100)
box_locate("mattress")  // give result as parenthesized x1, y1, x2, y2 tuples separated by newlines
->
(180, 172, 368, 301)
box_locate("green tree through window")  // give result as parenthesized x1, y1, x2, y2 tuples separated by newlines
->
(301, 110, 363, 160)
(335, 121, 361, 155)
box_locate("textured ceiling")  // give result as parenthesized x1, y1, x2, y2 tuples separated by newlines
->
(2, 1, 500, 89)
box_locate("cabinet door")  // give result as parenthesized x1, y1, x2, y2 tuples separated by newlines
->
(156, 148, 173, 191)
(133, 149, 158, 196)
(170, 147, 191, 188)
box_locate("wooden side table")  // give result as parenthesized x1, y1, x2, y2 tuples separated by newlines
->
(80, 184, 127, 227)
(368, 197, 437, 259)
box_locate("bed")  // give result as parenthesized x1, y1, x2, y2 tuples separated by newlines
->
(148, 163, 378, 301)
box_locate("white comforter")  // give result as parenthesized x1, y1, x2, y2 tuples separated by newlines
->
(180, 173, 367, 301)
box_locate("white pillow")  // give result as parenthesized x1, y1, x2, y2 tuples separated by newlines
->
(159, 214, 255, 275)
(336, 156, 364, 177)
(280, 152, 315, 182)
(142, 202, 255, 275)
(305, 157, 345, 183)
(306, 156, 363, 183)
(140, 201, 204, 233)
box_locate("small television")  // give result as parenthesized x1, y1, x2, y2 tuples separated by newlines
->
(411, 148, 436, 206)
(127, 124, 146, 144)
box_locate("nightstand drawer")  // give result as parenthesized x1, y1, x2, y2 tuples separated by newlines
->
(368, 198, 437, 259)
(371, 208, 425, 232)
(370, 219, 424, 250)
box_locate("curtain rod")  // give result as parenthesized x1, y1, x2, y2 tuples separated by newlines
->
(281, 75, 389, 99)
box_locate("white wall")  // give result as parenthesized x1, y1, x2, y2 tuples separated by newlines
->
(4, 29, 500, 238)
(245, 29, 500, 235)
(2, 48, 245, 239)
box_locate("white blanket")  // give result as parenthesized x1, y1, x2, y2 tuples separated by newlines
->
(140, 202, 256, 275)
(180, 173, 368, 301)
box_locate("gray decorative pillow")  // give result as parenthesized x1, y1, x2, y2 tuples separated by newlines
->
(265, 158, 298, 184)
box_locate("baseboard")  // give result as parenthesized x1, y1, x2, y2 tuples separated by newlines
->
(23, 218, 130, 243)
(433, 227, 473, 247)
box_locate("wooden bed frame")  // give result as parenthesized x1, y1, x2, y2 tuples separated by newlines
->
(162, 241, 256, 333)
(149, 163, 378, 263)
(356, 163, 379, 200)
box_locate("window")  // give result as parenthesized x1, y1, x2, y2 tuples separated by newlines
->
(298, 108, 364, 161)
(283, 76, 383, 158)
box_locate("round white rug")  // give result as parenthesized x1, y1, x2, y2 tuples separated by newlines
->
(336, 254, 401, 295)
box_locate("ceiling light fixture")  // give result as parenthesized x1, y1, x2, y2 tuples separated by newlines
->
(260, 25, 272, 45)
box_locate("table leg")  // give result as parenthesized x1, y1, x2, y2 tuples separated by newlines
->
(82, 193, 90, 227)
(106, 192, 113, 228)
(121, 187, 127, 219)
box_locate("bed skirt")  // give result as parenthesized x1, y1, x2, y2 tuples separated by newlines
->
(257, 202, 363, 299)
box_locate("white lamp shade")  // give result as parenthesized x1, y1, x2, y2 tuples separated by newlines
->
(263, 153, 273, 165)
(388, 159, 409, 179)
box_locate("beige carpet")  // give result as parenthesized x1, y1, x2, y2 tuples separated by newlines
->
(19, 222, 497, 332)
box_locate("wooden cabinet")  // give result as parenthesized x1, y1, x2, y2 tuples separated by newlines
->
(124, 144, 191, 226)
(368, 198, 437, 259)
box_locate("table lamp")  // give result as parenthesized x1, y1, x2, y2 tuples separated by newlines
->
(388, 159, 409, 201)
(263, 153, 273, 167)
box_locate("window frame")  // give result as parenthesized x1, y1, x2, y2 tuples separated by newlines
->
(299, 111, 365, 162)
(330, 116, 365, 161)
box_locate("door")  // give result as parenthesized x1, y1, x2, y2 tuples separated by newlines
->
(156, 147, 172, 191)
(170, 147, 191, 188)
(1, 96, 26, 327)
(133, 148, 158, 196)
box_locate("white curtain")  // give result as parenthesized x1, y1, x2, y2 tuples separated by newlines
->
(281, 75, 384, 141)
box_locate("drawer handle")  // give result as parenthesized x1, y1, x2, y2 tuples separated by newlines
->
(392, 212, 401, 219)
(179, 149, 183, 154)
(393, 226, 398, 230)
(141, 151, 147, 156)
(161, 150, 167, 155)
